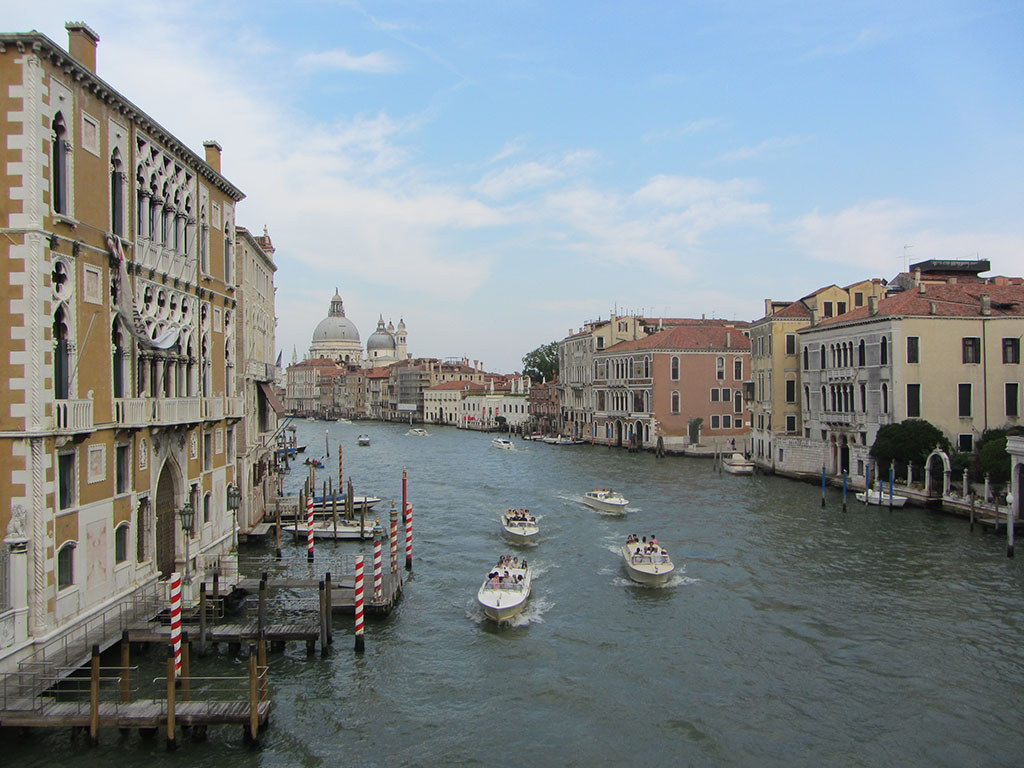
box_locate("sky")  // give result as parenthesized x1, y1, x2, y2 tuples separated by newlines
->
(6, 1, 1024, 372)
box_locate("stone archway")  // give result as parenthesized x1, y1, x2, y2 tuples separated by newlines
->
(634, 420, 644, 450)
(924, 446, 951, 497)
(155, 459, 181, 579)
(614, 420, 623, 448)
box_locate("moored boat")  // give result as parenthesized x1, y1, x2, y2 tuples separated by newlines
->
(722, 453, 755, 475)
(855, 488, 908, 508)
(477, 556, 532, 623)
(500, 509, 539, 544)
(282, 518, 374, 540)
(621, 535, 675, 585)
(306, 494, 382, 513)
(583, 488, 629, 514)
(492, 437, 514, 450)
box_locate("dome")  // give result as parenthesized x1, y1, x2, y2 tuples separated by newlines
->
(367, 316, 397, 352)
(312, 314, 360, 343)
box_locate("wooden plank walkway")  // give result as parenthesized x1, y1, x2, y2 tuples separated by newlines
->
(125, 621, 319, 644)
(0, 699, 270, 728)
(236, 570, 403, 614)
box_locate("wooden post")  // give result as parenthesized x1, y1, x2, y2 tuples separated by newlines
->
(89, 644, 100, 746)
(842, 470, 847, 512)
(889, 465, 895, 512)
(325, 571, 333, 642)
(319, 579, 328, 655)
(821, 465, 827, 508)
(166, 646, 176, 750)
(296, 489, 303, 543)
(212, 571, 220, 608)
(120, 630, 130, 703)
(1008, 492, 1015, 558)
(257, 634, 268, 701)
(258, 579, 267, 636)
(198, 583, 207, 656)
(970, 492, 975, 531)
(332, 490, 338, 541)
(181, 632, 190, 702)
(360, 490, 367, 540)
(248, 644, 259, 742)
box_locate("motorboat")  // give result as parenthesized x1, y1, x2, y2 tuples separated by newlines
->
(621, 537, 675, 585)
(306, 494, 382, 513)
(477, 558, 532, 623)
(523, 433, 546, 441)
(303, 457, 324, 468)
(336, 417, 352, 424)
(492, 437, 514, 450)
(583, 488, 629, 514)
(357, 435, 371, 446)
(856, 487, 908, 508)
(722, 453, 755, 475)
(500, 509, 539, 544)
(282, 518, 373, 540)
(408, 428, 429, 436)
(553, 436, 585, 445)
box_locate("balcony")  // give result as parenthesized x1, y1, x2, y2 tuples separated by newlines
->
(822, 412, 857, 426)
(114, 398, 148, 428)
(824, 368, 856, 383)
(202, 397, 224, 421)
(53, 399, 93, 433)
(152, 397, 201, 425)
(224, 396, 243, 419)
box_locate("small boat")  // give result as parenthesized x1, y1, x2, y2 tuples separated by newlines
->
(303, 458, 324, 468)
(357, 435, 371, 446)
(305, 417, 316, 422)
(492, 437, 514, 450)
(477, 558, 532, 623)
(621, 537, 674, 585)
(583, 488, 629, 514)
(282, 518, 374, 540)
(306, 494, 382, 513)
(553, 436, 584, 445)
(408, 428, 429, 436)
(295, 444, 307, 454)
(336, 417, 352, 424)
(500, 509, 539, 544)
(855, 488, 908, 508)
(722, 453, 755, 475)
(523, 433, 545, 441)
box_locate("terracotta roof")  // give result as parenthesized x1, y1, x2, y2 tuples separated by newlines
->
(366, 368, 392, 379)
(426, 380, 486, 391)
(770, 300, 812, 319)
(804, 282, 1024, 331)
(289, 357, 342, 369)
(602, 324, 750, 353)
(644, 317, 750, 328)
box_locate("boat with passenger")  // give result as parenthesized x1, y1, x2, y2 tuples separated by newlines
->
(408, 427, 429, 436)
(500, 509, 539, 544)
(621, 534, 675, 585)
(492, 437, 514, 450)
(303, 457, 324, 468)
(357, 434, 371, 446)
(855, 487, 908, 508)
(722, 453, 755, 475)
(477, 555, 532, 623)
(583, 488, 629, 514)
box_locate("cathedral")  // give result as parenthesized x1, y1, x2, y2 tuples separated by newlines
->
(307, 289, 407, 366)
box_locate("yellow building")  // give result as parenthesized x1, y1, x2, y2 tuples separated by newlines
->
(1, 23, 244, 672)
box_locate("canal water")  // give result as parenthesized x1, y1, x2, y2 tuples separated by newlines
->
(6, 420, 1024, 767)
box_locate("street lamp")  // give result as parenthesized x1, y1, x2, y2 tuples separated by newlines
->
(179, 500, 195, 585)
(226, 482, 241, 550)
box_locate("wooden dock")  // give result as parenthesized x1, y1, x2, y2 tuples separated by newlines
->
(0, 698, 271, 728)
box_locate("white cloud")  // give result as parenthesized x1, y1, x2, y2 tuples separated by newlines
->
(298, 48, 401, 74)
(643, 117, 722, 143)
(474, 150, 594, 200)
(717, 135, 809, 163)
(804, 25, 890, 59)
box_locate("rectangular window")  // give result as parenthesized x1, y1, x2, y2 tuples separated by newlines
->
(1007, 382, 1019, 417)
(958, 383, 972, 417)
(596, 337, 604, 350)
(1003, 338, 1020, 364)
(203, 432, 213, 471)
(58, 452, 75, 510)
(710, 415, 720, 429)
(962, 337, 981, 364)
(958, 434, 974, 452)
(723, 415, 732, 428)
(907, 336, 919, 364)
(854, 292, 864, 307)
(907, 384, 921, 418)
(734, 359, 742, 379)
(785, 380, 796, 403)
(785, 334, 796, 355)
(710, 389, 720, 402)
(786, 415, 796, 432)
(757, 413, 764, 430)
(823, 301, 834, 318)
(837, 301, 847, 315)
(115, 444, 130, 495)
(721, 387, 731, 402)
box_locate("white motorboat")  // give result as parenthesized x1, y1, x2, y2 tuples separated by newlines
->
(477, 559, 532, 623)
(722, 453, 755, 475)
(336, 417, 352, 424)
(306, 494, 382, 513)
(282, 518, 373, 540)
(553, 436, 585, 445)
(357, 434, 371, 446)
(492, 437, 514, 450)
(408, 428, 429, 436)
(583, 488, 629, 514)
(500, 510, 539, 544)
(856, 488, 908, 508)
(523, 433, 545, 441)
(621, 539, 675, 586)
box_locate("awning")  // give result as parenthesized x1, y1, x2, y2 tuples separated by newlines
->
(258, 380, 285, 417)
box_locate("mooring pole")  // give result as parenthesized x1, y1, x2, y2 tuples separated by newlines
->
(354, 555, 365, 652)
(318, 579, 328, 654)
(120, 630, 131, 703)
(325, 572, 333, 643)
(198, 583, 207, 656)
(389, 502, 399, 574)
(842, 470, 847, 512)
(306, 494, 315, 563)
(405, 502, 413, 571)
(248, 645, 259, 742)
(89, 644, 100, 746)
(821, 465, 827, 508)
(275, 510, 282, 559)
(889, 465, 895, 512)
(258, 578, 267, 636)
(1008, 491, 1015, 558)
(166, 645, 177, 750)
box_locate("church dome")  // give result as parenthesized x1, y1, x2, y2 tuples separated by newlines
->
(312, 314, 360, 343)
(309, 289, 362, 362)
(367, 316, 396, 352)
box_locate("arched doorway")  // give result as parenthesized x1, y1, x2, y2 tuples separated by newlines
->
(840, 436, 850, 475)
(614, 420, 623, 447)
(634, 420, 644, 450)
(925, 448, 951, 497)
(155, 461, 179, 579)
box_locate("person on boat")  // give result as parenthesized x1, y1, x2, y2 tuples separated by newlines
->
(651, 534, 658, 548)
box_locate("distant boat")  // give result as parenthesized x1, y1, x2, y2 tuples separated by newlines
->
(477, 559, 532, 623)
(408, 427, 429, 436)
(492, 437, 514, 450)
(722, 453, 755, 475)
(523, 433, 545, 441)
(303, 457, 324, 468)
(357, 435, 371, 446)
(856, 488, 908, 508)
(621, 537, 674, 586)
(583, 489, 629, 514)
(500, 509, 539, 545)
(336, 417, 352, 424)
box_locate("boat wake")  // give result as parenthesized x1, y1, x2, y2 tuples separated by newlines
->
(466, 596, 553, 627)
(610, 572, 699, 589)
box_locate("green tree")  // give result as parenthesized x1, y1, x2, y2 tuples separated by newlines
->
(522, 341, 559, 383)
(976, 428, 1023, 484)
(870, 419, 950, 470)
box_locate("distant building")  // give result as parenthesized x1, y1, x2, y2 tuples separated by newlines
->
(528, 378, 560, 435)
(309, 290, 362, 364)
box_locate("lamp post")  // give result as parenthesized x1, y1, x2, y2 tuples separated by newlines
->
(179, 500, 195, 586)
(226, 482, 241, 551)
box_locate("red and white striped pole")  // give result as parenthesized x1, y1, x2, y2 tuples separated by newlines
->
(389, 503, 398, 574)
(404, 503, 413, 570)
(372, 521, 383, 601)
(306, 495, 315, 562)
(353, 555, 365, 652)
(169, 572, 182, 677)
(338, 445, 343, 490)
(402, 468, 407, 521)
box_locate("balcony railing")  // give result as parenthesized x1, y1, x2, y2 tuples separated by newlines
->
(202, 397, 224, 421)
(114, 398, 148, 428)
(53, 399, 93, 433)
(224, 396, 243, 418)
(822, 411, 857, 425)
(152, 397, 201, 425)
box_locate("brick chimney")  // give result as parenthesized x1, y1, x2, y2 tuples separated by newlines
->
(868, 296, 878, 316)
(65, 22, 99, 73)
(981, 294, 991, 316)
(203, 140, 222, 173)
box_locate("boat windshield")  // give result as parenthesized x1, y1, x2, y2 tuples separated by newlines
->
(630, 552, 670, 565)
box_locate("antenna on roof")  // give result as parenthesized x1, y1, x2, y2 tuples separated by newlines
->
(902, 245, 914, 272)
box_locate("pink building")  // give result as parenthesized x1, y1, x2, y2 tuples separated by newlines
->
(593, 323, 750, 451)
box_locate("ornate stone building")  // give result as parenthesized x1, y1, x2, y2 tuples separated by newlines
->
(308, 289, 361, 363)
